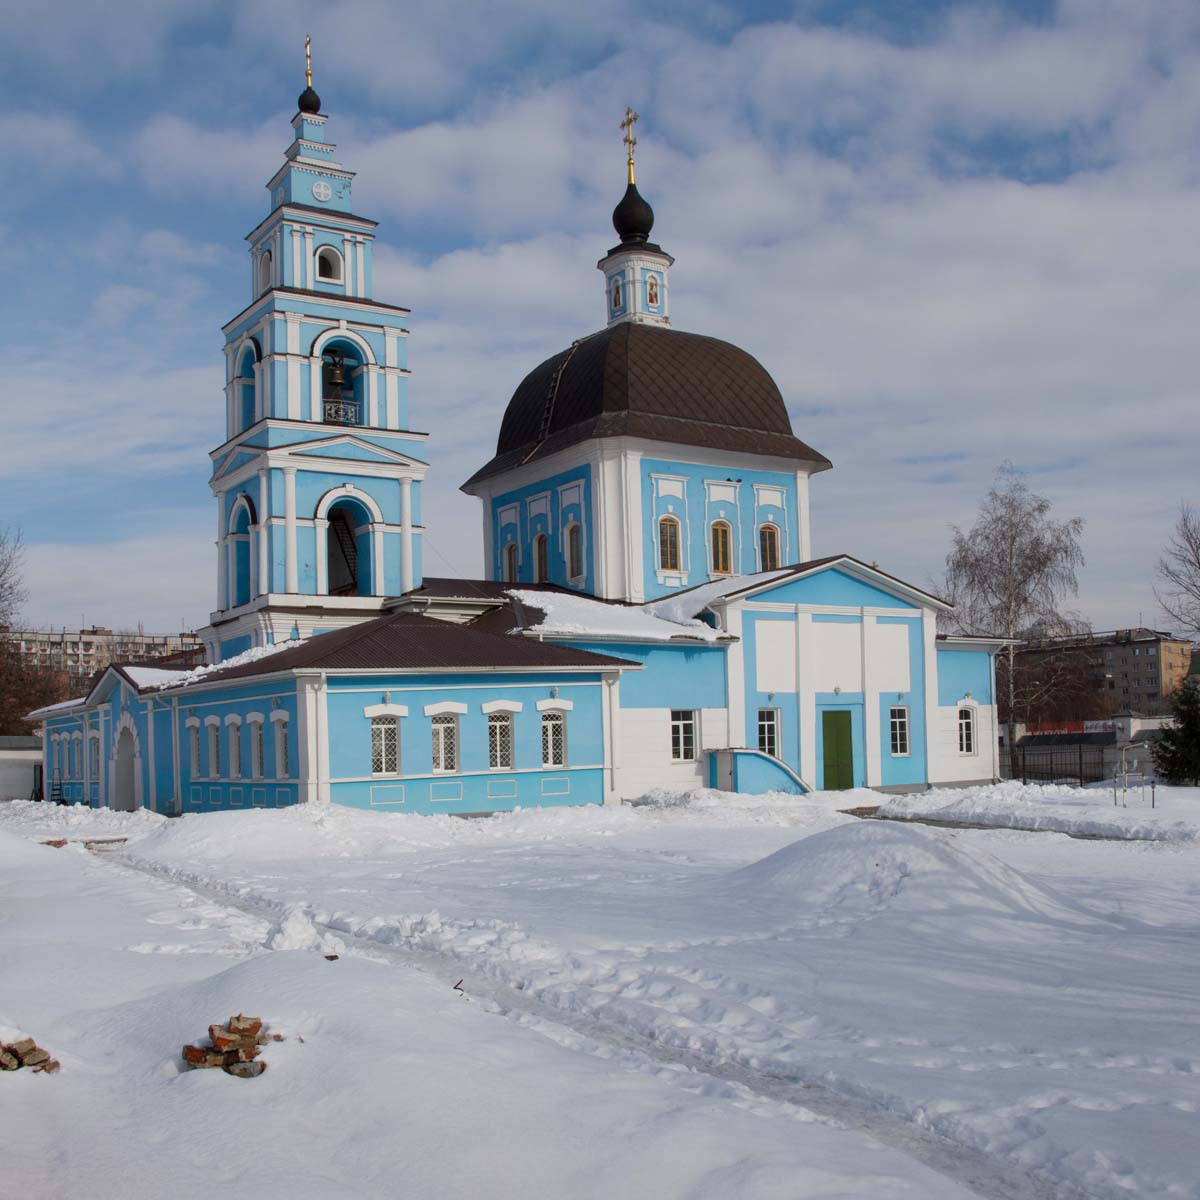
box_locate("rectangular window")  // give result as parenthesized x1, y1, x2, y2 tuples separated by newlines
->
(229, 723, 242, 780)
(658, 517, 681, 572)
(710, 522, 732, 575)
(670, 709, 697, 761)
(274, 720, 289, 778)
(207, 724, 220, 778)
(371, 716, 399, 775)
(757, 708, 780, 758)
(957, 707, 975, 755)
(568, 525, 582, 579)
(250, 721, 264, 779)
(541, 711, 567, 767)
(489, 712, 514, 769)
(89, 737, 100, 780)
(890, 706, 910, 756)
(189, 726, 200, 776)
(432, 714, 458, 773)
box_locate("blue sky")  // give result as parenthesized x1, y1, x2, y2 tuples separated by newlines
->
(3, 0, 1198, 634)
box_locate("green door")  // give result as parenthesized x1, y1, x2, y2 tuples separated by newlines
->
(821, 711, 854, 791)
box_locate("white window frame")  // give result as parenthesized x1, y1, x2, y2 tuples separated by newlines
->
(432, 714, 459, 774)
(504, 541, 518, 583)
(206, 721, 221, 779)
(371, 715, 400, 775)
(757, 708, 780, 758)
(958, 706, 976, 756)
(226, 716, 243, 780)
(566, 523, 583, 581)
(889, 706, 910, 757)
(758, 523, 781, 572)
(272, 712, 290, 778)
(188, 723, 200, 776)
(488, 712, 515, 770)
(710, 520, 733, 576)
(88, 734, 101, 780)
(248, 717, 265, 779)
(541, 711, 567, 768)
(670, 709, 697, 762)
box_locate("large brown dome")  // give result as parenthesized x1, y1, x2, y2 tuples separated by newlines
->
(463, 323, 830, 488)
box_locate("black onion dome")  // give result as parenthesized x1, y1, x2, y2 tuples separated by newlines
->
(298, 86, 322, 114)
(612, 182, 655, 245)
(462, 323, 830, 489)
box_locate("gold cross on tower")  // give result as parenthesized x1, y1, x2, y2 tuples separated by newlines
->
(305, 34, 313, 87)
(621, 106, 639, 185)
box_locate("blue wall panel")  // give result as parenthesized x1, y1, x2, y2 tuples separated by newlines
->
(936, 648, 994, 706)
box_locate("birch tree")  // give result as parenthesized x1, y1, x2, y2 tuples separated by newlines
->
(942, 463, 1085, 739)
(1155, 504, 1200, 635)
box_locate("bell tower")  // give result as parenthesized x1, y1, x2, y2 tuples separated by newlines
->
(200, 43, 429, 663)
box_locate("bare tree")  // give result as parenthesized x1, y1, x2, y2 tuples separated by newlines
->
(0, 526, 24, 631)
(942, 463, 1085, 740)
(1155, 504, 1200, 635)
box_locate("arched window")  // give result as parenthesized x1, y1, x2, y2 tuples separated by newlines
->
(229, 500, 254, 608)
(541, 711, 566, 767)
(710, 521, 732, 575)
(533, 533, 548, 583)
(504, 542, 518, 583)
(611, 276, 622, 310)
(567, 524, 583, 579)
(258, 250, 272, 295)
(658, 516, 681, 572)
(316, 246, 343, 282)
(207, 723, 220, 778)
(758, 524, 780, 572)
(234, 343, 258, 433)
(646, 274, 659, 306)
(958, 707, 976, 755)
(488, 712, 514, 769)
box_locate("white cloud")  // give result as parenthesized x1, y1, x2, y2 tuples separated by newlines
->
(10, 111, 119, 179)
(22, 534, 212, 634)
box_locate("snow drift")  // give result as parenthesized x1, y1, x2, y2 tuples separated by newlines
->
(725, 820, 1094, 923)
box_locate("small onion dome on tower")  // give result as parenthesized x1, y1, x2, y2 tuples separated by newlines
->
(612, 181, 654, 246)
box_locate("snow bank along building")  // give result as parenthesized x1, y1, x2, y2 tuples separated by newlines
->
(31, 81, 1004, 814)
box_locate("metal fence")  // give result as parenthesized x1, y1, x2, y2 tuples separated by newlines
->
(1000, 746, 1109, 786)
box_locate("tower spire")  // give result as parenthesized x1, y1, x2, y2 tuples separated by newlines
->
(621, 106, 638, 185)
(298, 34, 321, 115)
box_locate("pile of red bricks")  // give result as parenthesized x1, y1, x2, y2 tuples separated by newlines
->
(0, 1037, 59, 1074)
(182, 1014, 281, 1079)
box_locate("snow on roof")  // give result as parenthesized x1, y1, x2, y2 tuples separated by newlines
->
(120, 665, 189, 689)
(509, 589, 724, 643)
(26, 695, 88, 720)
(644, 569, 794, 623)
(145, 640, 300, 691)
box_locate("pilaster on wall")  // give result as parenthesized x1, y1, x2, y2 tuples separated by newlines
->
(796, 612, 817, 786)
(284, 467, 298, 594)
(862, 612, 881, 786)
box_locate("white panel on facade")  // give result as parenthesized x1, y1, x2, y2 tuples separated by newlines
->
(706, 482, 738, 503)
(755, 621, 798, 693)
(812, 623, 864, 693)
(699, 708, 730, 750)
(498, 504, 519, 528)
(559, 483, 582, 509)
(754, 486, 785, 508)
(874, 622, 912, 693)
(655, 477, 685, 499)
(527, 493, 550, 519)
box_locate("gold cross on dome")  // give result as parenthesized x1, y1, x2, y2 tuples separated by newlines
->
(621, 106, 639, 184)
(305, 34, 313, 86)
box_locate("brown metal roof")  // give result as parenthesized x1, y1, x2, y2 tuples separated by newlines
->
(172, 610, 637, 688)
(463, 323, 831, 489)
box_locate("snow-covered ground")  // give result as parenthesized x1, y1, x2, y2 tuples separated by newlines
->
(2, 784, 1198, 1199)
(877, 779, 1200, 842)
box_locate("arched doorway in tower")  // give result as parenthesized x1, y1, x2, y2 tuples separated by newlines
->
(326, 497, 375, 596)
(113, 728, 137, 812)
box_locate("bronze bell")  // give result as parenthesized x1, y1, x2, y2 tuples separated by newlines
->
(324, 349, 347, 395)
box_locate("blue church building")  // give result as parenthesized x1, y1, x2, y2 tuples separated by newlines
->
(31, 78, 1005, 814)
